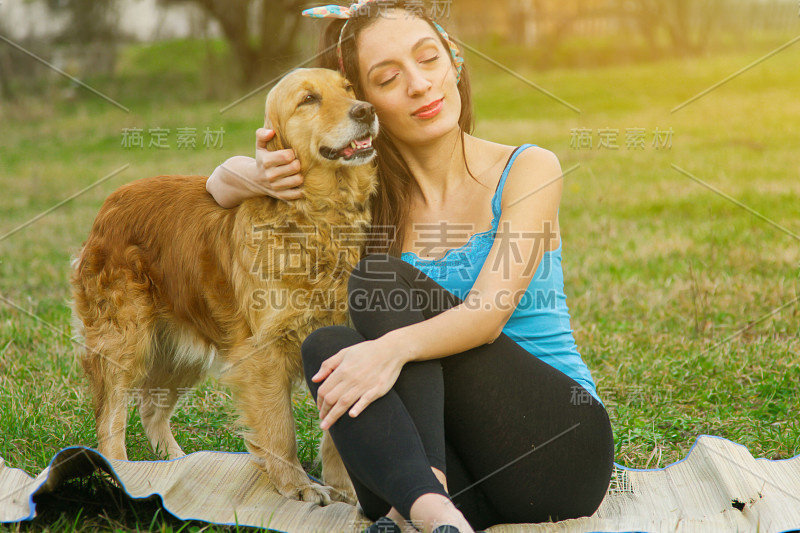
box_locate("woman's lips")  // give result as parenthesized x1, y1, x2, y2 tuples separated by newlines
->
(412, 97, 444, 118)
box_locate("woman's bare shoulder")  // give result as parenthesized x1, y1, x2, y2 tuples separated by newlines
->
(469, 136, 515, 155)
(466, 136, 518, 176)
(468, 136, 557, 165)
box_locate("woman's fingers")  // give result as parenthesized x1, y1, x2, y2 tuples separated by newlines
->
(313, 351, 341, 383)
(317, 384, 340, 422)
(320, 392, 358, 430)
(255, 127, 274, 150)
(347, 393, 374, 418)
(253, 128, 305, 200)
(318, 381, 374, 429)
(266, 162, 304, 190)
(312, 360, 334, 383)
(316, 375, 355, 426)
(316, 377, 340, 412)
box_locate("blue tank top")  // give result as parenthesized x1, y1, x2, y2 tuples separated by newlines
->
(400, 144, 602, 405)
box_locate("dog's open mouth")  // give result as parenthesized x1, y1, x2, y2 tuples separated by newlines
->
(320, 135, 374, 161)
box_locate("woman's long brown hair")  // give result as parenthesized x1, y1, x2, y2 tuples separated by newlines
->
(314, 2, 480, 257)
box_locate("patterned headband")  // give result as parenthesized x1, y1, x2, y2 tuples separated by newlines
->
(301, 0, 464, 84)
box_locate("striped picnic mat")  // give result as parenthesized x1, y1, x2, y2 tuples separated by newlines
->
(2, 434, 799, 532)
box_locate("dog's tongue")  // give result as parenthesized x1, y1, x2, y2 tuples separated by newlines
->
(342, 146, 356, 158)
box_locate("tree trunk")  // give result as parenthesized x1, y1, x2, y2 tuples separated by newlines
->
(161, 0, 305, 87)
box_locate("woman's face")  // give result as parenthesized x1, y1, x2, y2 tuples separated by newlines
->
(356, 11, 461, 146)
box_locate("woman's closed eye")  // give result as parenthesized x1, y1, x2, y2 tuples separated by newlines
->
(378, 55, 440, 87)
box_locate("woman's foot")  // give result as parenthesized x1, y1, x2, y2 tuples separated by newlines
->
(369, 507, 419, 531)
(359, 514, 478, 533)
(431, 527, 487, 533)
(359, 515, 403, 533)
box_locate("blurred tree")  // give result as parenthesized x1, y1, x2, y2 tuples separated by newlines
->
(616, 0, 726, 58)
(45, 0, 120, 45)
(44, 0, 121, 76)
(660, 0, 723, 56)
(528, 0, 584, 66)
(464, 0, 736, 67)
(158, 0, 306, 86)
(0, 18, 12, 100)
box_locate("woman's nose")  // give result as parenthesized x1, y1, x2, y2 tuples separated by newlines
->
(406, 66, 433, 95)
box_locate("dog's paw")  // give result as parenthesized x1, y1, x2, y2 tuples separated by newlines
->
(328, 484, 358, 505)
(281, 482, 334, 506)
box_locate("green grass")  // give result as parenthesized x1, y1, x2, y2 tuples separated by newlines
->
(1, 30, 799, 530)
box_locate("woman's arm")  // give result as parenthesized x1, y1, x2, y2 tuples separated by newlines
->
(383, 146, 564, 364)
(206, 128, 305, 208)
(313, 147, 565, 427)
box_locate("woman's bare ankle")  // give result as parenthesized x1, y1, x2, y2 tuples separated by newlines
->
(409, 493, 474, 533)
(385, 506, 407, 527)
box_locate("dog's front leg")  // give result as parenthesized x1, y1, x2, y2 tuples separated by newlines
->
(224, 340, 334, 505)
(320, 429, 357, 504)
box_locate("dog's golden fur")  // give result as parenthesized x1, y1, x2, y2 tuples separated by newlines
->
(69, 68, 379, 505)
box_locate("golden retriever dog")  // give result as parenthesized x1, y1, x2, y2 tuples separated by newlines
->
(69, 67, 379, 505)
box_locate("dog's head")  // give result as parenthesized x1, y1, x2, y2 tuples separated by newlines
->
(264, 68, 379, 169)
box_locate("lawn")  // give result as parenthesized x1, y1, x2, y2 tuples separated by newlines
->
(1, 30, 798, 531)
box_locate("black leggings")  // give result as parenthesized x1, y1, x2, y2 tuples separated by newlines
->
(301, 253, 614, 530)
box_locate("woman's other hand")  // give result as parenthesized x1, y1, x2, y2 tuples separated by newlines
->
(311, 337, 407, 430)
(206, 128, 304, 207)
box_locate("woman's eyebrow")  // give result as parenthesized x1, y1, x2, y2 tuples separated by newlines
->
(367, 36, 438, 77)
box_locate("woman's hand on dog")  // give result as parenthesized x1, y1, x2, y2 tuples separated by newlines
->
(206, 129, 304, 207)
(311, 338, 406, 430)
(254, 128, 305, 201)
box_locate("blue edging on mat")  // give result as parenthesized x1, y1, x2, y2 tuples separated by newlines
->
(8, 434, 800, 532)
(18, 446, 318, 532)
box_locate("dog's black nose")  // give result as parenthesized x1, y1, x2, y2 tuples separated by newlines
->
(350, 102, 375, 124)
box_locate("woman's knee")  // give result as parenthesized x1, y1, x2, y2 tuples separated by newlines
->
(300, 325, 364, 379)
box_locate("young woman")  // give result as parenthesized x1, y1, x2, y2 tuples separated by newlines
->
(206, 2, 614, 532)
